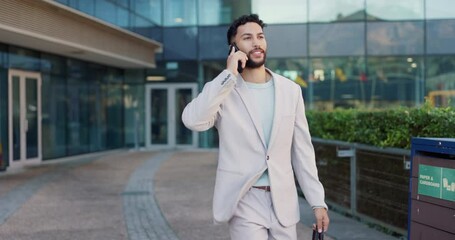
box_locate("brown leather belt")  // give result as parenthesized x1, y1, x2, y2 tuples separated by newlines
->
(252, 186, 271, 191)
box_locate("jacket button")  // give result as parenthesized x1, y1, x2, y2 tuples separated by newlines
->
(266, 155, 270, 160)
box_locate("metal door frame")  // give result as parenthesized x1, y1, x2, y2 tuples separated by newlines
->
(145, 83, 198, 149)
(8, 69, 42, 168)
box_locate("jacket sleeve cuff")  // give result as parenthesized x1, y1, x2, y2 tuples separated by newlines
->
(312, 206, 328, 211)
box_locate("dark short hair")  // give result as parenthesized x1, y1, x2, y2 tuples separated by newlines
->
(226, 14, 266, 45)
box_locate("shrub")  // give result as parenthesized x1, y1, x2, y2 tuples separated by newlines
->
(306, 104, 455, 149)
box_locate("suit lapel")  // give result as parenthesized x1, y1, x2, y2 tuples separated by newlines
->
(234, 77, 267, 149)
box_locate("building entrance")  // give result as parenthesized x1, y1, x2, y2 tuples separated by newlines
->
(145, 83, 198, 149)
(8, 70, 42, 168)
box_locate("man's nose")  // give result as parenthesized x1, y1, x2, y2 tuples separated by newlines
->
(252, 38, 260, 48)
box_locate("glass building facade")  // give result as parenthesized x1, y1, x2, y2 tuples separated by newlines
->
(1, 0, 455, 170)
(55, 0, 455, 111)
(0, 45, 134, 159)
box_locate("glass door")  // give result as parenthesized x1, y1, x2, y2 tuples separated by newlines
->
(145, 84, 197, 149)
(8, 70, 42, 168)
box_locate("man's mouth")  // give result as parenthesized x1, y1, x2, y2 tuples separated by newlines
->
(250, 49, 264, 57)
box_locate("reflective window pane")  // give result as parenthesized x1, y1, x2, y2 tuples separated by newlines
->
(426, 0, 455, 19)
(310, 57, 367, 109)
(198, 0, 250, 26)
(252, 0, 307, 23)
(150, 89, 168, 144)
(77, 1, 95, 15)
(117, 7, 130, 28)
(197, 0, 235, 26)
(0, 45, 6, 168)
(95, 0, 117, 25)
(104, 68, 124, 149)
(41, 54, 66, 75)
(367, 56, 424, 108)
(266, 58, 310, 98)
(176, 89, 192, 145)
(309, 23, 365, 56)
(159, 61, 198, 82)
(309, 0, 365, 22)
(88, 83, 103, 151)
(124, 81, 145, 148)
(265, 24, 307, 58)
(366, 0, 424, 21)
(132, 0, 161, 25)
(0, 43, 5, 67)
(12, 76, 20, 161)
(367, 22, 424, 55)
(198, 26, 227, 60)
(42, 74, 67, 159)
(25, 78, 38, 159)
(9, 46, 40, 71)
(426, 19, 455, 54)
(163, 27, 198, 60)
(426, 56, 455, 107)
(130, 15, 162, 41)
(117, 0, 129, 8)
(164, 0, 197, 26)
(106, 84, 123, 148)
(67, 83, 88, 155)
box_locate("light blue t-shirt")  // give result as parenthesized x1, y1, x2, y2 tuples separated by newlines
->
(245, 79, 275, 186)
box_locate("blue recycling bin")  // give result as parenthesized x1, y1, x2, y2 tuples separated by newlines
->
(408, 138, 455, 240)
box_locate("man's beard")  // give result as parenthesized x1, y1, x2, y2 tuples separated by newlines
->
(245, 50, 266, 69)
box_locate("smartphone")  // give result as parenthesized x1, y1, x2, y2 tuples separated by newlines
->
(228, 43, 244, 73)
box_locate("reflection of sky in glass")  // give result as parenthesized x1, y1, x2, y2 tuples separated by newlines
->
(309, 0, 364, 22)
(252, 0, 307, 23)
(198, 0, 221, 25)
(366, 0, 424, 20)
(426, 0, 455, 19)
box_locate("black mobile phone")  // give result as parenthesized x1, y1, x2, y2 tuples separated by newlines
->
(228, 43, 243, 73)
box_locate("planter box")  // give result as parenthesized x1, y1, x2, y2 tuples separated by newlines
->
(311, 138, 410, 235)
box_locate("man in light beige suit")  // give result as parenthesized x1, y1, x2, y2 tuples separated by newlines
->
(182, 14, 329, 240)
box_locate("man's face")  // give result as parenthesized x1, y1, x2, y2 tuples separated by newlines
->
(234, 22, 267, 69)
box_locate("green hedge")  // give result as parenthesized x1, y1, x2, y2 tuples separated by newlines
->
(306, 105, 455, 149)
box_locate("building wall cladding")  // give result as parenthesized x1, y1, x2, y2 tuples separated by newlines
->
(0, 0, 160, 68)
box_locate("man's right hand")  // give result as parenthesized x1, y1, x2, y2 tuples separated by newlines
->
(313, 208, 330, 233)
(227, 46, 247, 76)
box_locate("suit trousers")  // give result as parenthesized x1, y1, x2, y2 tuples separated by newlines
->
(228, 188, 297, 240)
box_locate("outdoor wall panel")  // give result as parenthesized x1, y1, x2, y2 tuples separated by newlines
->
(0, 0, 161, 68)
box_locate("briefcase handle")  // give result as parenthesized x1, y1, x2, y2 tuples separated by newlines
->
(312, 226, 324, 240)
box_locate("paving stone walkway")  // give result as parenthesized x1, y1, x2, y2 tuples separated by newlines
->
(123, 151, 178, 240)
(0, 150, 402, 240)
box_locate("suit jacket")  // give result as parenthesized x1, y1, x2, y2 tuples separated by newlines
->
(182, 69, 327, 227)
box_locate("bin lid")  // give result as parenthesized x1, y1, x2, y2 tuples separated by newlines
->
(412, 137, 455, 149)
